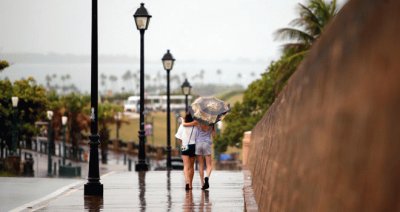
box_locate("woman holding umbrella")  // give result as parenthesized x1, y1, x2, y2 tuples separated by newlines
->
(184, 97, 230, 190)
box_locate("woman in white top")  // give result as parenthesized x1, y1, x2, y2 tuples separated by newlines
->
(175, 112, 198, 190)
(183, 120, 215, 190)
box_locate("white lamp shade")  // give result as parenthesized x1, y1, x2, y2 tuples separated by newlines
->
(135, 17, 149, 30)
(61, 116, 68, 125)
(47, 111, 54, 120)
(11, 96, 19, 107)
(183, 87, 191, 95)
(163, 60, 174, 70)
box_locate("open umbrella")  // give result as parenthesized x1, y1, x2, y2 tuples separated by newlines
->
(189, 96, 230, 125)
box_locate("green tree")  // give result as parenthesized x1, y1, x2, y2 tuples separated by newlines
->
(61, 93, 90, 160)
(216, 0, 339, 153)
(0, 79, 14, 147)
(0, 78, 48, 149)
(215, 62, 280, 153)
(97, 102, 122, 164)
(122, 70, 133, 92)
(0, 60, 9, 71)
(274, 0, 338, 91)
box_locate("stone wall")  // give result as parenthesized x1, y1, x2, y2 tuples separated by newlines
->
(248, 0, 400, 211)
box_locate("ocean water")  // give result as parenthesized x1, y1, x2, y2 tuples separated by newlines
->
(1, 60, 267, 93)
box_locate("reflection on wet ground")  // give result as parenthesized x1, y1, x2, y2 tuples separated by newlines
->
(139, 171, 146, 212)
(41, 170, 244, 211)
(183, 190, 211, 212)
(84, 196, 103, 212)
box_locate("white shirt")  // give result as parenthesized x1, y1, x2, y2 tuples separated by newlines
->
(175, 124, 198, 146)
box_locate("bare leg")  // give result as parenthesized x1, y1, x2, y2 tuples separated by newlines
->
(200, 155, 213, 190)
(182, 155, 190, 186)
(197, 155, 204, 187)
(205, 155, 212, 178)
(189, 157, 195, 189)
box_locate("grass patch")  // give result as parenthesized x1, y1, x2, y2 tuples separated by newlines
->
(216, 90, 244, 106)
(225, 93, 243, 105)
(0, 171, 16, 177)
(109, 111, 181, 147)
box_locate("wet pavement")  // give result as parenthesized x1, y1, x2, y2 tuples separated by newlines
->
(0, 177, 80, 211)
(20, 148, 129, 178)
(25, 170, 244, 211)
(0, 149, 127, 211)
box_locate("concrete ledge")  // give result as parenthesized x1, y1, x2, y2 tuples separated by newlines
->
(243, 168, 258, 212)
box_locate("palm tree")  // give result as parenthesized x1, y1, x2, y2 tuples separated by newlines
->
(109, 75, 118, 92)
(45, 74, 52, 90)
(132, 72, 139, 94)
(122, 70, 132, 92)
(100, 73, 107, 94)
(199, 69, 205, 84)
(237, 73, 242, 82)
(216, 69, 222, 84)
(274, 0, 338, 89)
(98, 102, 122, 164)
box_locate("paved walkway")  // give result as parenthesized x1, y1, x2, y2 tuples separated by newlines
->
(22, 149, 129, 178)
(15, 170, 244, 211)
(0, 177, 80, 211)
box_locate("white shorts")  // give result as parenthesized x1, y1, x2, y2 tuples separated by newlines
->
(196, 141, 212, 156)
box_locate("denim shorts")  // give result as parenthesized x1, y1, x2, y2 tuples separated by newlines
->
(181, 144, 196, 157)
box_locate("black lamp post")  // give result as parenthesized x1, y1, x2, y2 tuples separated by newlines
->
(162, 49, 175, 170)
(46, 110, 53, 176)
(133, 3, 151, 171)
(115, 112, 121, 142)
(11, 97, 19, 156)
(181, 79, 192, 112)
(61, 116, 67, 165)
(84, 0, 103, 196)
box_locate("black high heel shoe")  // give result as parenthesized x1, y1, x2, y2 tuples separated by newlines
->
(202, 177, 209, 190)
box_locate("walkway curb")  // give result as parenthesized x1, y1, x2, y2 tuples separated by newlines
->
(10, 172, 116, 212)
(9, 180, 84, 212)
(243, 169, 258, 212)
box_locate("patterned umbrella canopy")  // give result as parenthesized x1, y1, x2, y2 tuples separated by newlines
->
(189, 97, 230, 125)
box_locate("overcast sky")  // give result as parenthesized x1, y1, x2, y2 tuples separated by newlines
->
(0, 0, 346, 62)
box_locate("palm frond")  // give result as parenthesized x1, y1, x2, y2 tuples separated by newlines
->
(298, 3, 323, 35)
(274, 28, 315, 43)
(280, 43, 310, 53)
(273, 50, 309, 94)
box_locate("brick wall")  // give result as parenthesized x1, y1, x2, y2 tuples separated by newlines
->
(248, 0, 400, 211)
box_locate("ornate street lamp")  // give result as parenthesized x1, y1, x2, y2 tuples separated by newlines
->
(47, 110, 53, 176)
(84, 0, 103, 196)
(162, 49, 175, 170)
(181, 79, 192, 112)
(61, 116, 68, 165)
(10, 97, 19, 156)
(133, 2, 151, 171)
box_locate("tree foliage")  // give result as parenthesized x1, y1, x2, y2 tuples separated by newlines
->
(0, 60, 9, 71)
(60, 93, 90, 159)
(273, 0, 338, 90)
(97, 102, 123, 164)
(0, 78, 48, 147)
(215, 0, 338, 153)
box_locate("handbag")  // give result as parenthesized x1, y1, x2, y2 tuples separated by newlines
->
(181, 126, 194, 151)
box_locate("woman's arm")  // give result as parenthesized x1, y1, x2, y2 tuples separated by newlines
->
(211, 125, 216, 138)
(182, 119, 198, 127)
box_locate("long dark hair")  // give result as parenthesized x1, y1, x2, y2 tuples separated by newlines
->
(184, 112, 193, 122)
